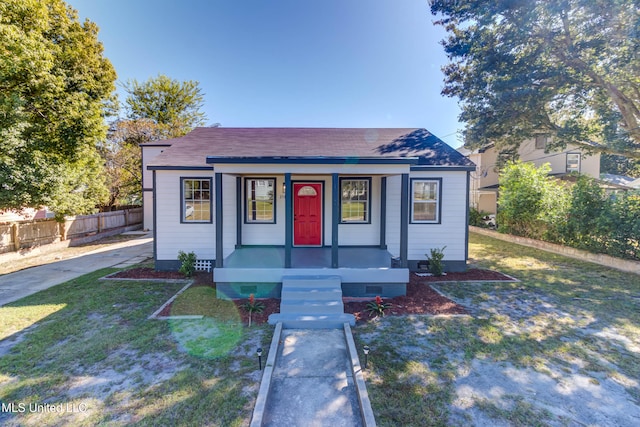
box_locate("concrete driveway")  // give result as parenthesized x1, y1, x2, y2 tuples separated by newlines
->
(0, 235, 153, 306)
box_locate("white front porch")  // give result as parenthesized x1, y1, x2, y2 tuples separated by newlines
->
(212, 165, 413, 299)
(224, 246, 395, 268)
(214, 247, 409, 299)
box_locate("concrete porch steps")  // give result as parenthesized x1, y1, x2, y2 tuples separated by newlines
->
(268, 276, 356, 329)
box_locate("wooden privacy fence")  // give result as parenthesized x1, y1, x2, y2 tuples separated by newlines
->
(0, 208, 143, 254)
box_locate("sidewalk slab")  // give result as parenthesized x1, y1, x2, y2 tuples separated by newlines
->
(262, 329, 363, 427)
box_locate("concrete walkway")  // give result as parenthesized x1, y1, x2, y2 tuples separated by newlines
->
(262, 328, 364, 427)
(0, 234, 153, 306)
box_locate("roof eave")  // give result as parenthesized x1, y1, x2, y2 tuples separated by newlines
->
(205, 156, 420, 165)
(411, 165, 476, 171)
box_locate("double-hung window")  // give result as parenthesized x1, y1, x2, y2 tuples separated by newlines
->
(411, 178, 441, 223)
(566, 153, 581, 173)
(340, 178, 370, 223)
(246, 178, 275, 223)
(182, 178, 212, 223)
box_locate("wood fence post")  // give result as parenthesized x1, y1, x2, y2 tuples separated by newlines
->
(12, 223, 20, 252)
(124, 209, 129, 226)
(59, 220, 67, 241)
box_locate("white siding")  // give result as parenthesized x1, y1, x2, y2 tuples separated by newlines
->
(339, 176, 380, 246)
(222, 174, 237, 257)
(240, 175, 337, 246)
(154, 170, 468, 263)
(155, 170, 216, 261)
(385, 175, 402, 257)
(242, 175, 286, 245)
(141, 147, 166, 189)
(408, 171, 467, 261)
(240, 174, 382, 246)
(141, 146, 167, 231)
(143, 191, 153, 231)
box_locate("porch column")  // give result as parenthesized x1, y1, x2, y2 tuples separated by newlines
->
(400, 173, 409, 268)
(331, 173, 339, 268)
(236, 176, 242, 248)
(284, 173, 292, 268)
(379, 176, 387, 249)
(215, 172, 224, 268)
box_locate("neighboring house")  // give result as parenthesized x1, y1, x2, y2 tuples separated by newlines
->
(142, 127, 475, 300)
(460, 135, 601, 214)
(600, 173, 640, 194)
(0, 208, 55, 222)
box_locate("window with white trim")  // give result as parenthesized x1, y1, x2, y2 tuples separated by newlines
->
(182, 178, 212, 223)
(246, 178, 275, 223)
(411, 179, 441, 223)
(340, 178, 370, 223)
(566, 153, 581, 173)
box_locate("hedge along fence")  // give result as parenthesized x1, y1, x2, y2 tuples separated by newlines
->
(0, 208, 143, 255)
(494, 162, 640, 262)
(470, 226, 640, 275)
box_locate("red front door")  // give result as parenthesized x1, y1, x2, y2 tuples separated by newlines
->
(293, 183, 322, 246)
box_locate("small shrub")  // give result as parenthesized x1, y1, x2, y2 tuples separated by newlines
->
(366, 296, 391, 317)
(426, 246, 446, 276)
(469, 207, 491, 227)
(178, 250, 197, 277)
(241, 294, 265, 327)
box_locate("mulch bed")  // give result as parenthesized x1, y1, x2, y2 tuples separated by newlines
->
(112, 267, 514, 324)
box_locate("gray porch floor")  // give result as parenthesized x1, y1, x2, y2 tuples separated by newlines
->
(224, 247, 393, 269)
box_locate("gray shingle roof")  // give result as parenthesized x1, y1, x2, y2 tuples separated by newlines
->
(146, 127, 474, 168)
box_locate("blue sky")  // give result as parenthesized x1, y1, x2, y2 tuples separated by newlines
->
(68, 0, 463, 148)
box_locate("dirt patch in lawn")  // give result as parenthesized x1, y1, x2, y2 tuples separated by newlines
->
(113, 268, 515, 324)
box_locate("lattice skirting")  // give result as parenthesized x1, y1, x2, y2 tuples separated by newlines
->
(195, 259, 212, 272)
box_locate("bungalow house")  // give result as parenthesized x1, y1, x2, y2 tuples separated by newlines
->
(600, 173, 640, 195)
(141, 127, 474, 326)
(460, 135, 601, 214)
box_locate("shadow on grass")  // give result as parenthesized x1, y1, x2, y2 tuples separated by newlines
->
(0, 268, 271, 426)
(352, 233, 640, 426)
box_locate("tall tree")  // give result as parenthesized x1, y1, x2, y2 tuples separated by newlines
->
(0, 0, 115, 213)
(430, 0, 640, 159)
(98, 76, 208, 208)
(124, 74, 207, 138)
(98, 119, 163, 208)
(600, 154, 640, 178)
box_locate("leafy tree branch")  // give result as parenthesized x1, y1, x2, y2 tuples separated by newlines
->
(430, 0, 640, 160)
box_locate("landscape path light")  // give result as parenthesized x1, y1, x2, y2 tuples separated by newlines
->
(363, 345, 370, 370)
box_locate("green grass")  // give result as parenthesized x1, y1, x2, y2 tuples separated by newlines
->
(167, 286, 241, 321)
(0, 269, 272, 426)
(3, 233, 639, 425)
(354, 231, 640, 426)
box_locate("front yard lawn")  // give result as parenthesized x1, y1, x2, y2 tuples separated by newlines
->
(1, 231, 639, 426)
(354, 231, 640, 426)
(0, 269, 271, 426)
